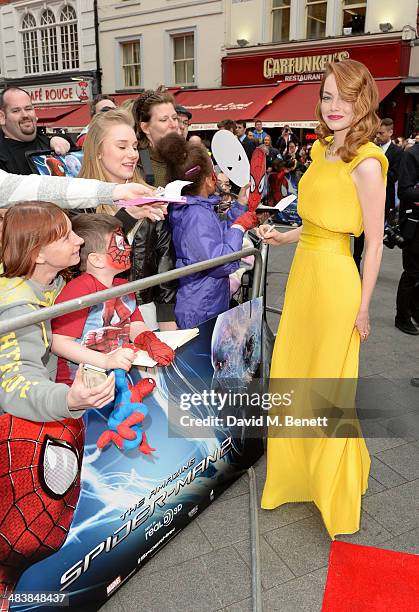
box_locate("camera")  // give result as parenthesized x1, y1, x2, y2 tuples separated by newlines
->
(383, 224, 405, 249)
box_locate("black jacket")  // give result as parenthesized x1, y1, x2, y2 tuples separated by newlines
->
(397, 143, 419, 220)
(115, 207, 177, 323)
(275, 132, 299, 155)
(240, 136, 256, 161)
(0, 130, 72, 175)
(383, 141, 402, 214)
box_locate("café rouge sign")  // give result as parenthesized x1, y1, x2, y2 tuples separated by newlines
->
(263, 51, 350, 79)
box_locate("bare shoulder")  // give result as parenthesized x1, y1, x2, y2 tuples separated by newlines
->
(352, 157, 383, 183)
(353, 157, 382, 174)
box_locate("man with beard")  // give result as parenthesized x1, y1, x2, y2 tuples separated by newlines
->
(0, 87, 71, 174)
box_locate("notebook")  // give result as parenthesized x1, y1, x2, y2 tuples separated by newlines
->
(132, 328, 199, 367)
(256, 194, 296, 214)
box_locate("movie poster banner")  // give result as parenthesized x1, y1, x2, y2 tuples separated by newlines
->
(1, 298, 264, 611)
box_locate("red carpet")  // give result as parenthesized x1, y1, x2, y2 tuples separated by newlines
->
(322, 541, 419, 611)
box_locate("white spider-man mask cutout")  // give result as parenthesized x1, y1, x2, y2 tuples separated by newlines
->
(211, 130, 250, 187)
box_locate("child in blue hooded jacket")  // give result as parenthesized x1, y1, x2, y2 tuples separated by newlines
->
(157, 133, 259, 329)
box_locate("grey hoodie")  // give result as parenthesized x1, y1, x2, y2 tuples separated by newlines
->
(0, 275, 84, 421)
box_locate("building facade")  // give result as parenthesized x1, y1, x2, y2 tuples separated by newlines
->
(0, 0, 100, 109)
(98, 0, 225, 93)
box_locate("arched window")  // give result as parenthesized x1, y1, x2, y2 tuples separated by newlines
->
(22, 13, 39, 74)
(40, 10, 58, 72)
(60, 5, 79, 70)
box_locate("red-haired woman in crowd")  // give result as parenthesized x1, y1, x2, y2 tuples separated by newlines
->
(258, 59, 388, 538)
(0, 201, 115, 422)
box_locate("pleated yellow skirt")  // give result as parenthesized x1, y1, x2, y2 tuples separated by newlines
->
(261, 224, 370, 539)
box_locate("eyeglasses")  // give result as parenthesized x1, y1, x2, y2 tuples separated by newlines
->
(179, 119, 190, 127)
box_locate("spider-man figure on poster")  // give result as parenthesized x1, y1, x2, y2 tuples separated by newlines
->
(97, 369, 156, 454)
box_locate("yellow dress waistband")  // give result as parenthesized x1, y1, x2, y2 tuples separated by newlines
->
(298, 221, 352, 256)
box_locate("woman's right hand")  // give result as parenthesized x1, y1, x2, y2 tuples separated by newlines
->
(256, 224, 286, 245)
(105, 347, 135, 371)
(112, 182, 155, 201)
(126, 204, 167, 221)
(67, 366, 115, 411)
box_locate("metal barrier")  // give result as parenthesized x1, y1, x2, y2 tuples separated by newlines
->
(0, 247, 262, 335)
(0, 245, 264, 612)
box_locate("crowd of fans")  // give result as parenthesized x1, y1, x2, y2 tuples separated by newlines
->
(0, 84, 418, 422)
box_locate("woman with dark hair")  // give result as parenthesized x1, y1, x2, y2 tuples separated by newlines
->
(132, 87, 179, 187)
(0, 201, 115, 422)
(258, 59, 388, 538)
(157, 132, 259, 328)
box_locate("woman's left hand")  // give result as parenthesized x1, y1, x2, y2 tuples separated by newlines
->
(355, 309, 371, 343)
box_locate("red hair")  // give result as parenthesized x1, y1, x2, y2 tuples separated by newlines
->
(1, 201, 68, 278)
(315, 59, 380, 162)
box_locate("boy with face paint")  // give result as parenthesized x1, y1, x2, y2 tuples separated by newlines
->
(51, 214, 174, 385)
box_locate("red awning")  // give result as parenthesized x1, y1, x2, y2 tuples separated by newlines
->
(256, 79, 401, 127)
(36, 104, 81, 125)
(375, 79, 401, 100)
(173, 83, 296, 128)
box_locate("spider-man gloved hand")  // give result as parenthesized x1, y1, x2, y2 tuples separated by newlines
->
(134, 331, 175, 366)
(233, 211, 259, 231)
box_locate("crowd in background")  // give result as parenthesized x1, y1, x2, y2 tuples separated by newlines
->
(0, 84, 418, 340)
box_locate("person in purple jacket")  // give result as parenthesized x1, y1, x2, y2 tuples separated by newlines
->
(157, 132, 259, 329)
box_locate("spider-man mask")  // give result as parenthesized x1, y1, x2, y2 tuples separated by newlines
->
(106, 229, 132, 271)
(248, 148, 267, 211)
(0, 414, 84, 607)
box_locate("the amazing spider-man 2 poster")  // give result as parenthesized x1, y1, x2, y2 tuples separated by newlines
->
(0, 299, 265, 611)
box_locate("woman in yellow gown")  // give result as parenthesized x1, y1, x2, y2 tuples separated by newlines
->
(258, 59, 388, 539)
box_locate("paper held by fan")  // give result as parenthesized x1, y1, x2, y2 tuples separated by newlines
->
(114, 180, 192, 206)
(256, 194, 296, 214)
(133, 328, 200, 367)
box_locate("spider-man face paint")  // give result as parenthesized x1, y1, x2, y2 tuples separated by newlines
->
(0, 414, 84, 606)
(248, 148, 266, 211)
(106, 229, 131, 271)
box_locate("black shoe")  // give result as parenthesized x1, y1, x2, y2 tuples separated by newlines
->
(395, 318, 419, 335)
(411, 378, 419, 387)
(411, 312, 419, 327)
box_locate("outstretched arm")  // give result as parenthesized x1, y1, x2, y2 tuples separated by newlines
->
(352, 157, 386, 342)
(0, 169, 160, 211)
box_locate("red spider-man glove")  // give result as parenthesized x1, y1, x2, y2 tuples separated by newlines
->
(233, 211, 259, 231)
(133, 331, 175, 366)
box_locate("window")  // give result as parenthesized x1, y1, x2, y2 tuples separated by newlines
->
(20, 5, 79, 75)
(22, 13, 39, 74)
(343, 1, 367, 34)
(306, 1, 327, 40)
(272, 0, 291, 42)
(121, 41, 141, 88)
(172, 33, 194, 85)
(60, 6, 79, 70)
(40, 10, 58, 72)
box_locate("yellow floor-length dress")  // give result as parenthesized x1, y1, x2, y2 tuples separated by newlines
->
(261, 138, 388, 539)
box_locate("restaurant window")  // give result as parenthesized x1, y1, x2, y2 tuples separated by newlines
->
(272, 0, 291, 43)
(40, 10, 58, 72)
(342, 1, 367, 34)
(121, 41, 141, 88)
(306, 0, 327, 40)
(60, 5, 79, 70)
(22, 13, 39, 74)
(172, 33, 195, 86)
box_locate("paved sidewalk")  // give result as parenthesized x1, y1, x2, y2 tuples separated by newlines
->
(101, 244, 419, 612)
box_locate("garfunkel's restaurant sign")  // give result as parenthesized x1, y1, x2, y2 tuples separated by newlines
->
(263, 50, 349, 81)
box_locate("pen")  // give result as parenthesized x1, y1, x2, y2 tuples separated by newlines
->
(264, 224, 277, 236)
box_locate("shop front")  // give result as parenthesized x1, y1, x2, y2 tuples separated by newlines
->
(221, 35, 412, 139)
